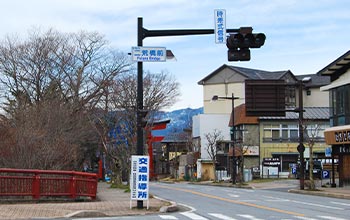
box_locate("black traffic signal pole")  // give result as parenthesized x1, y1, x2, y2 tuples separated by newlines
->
(136, 17, 240, 208)
(297, 80, 305, 190)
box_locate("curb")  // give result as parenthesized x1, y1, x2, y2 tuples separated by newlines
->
(65, 210, 109, 218)
(154, 196, 178, 213)
(288, 189, 350, 200)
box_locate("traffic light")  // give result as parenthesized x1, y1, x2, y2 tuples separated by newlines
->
(226, 27, 266, 61)
(227, 48, 250, 61)
(227, 33, 266, 49)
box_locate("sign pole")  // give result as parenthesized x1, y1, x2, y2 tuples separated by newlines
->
(136, 17, 144, 209)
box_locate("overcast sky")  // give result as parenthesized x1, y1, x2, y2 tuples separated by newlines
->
(1, 0, 349, 111)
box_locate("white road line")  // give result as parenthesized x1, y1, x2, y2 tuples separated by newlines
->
(330, 201, 350, 206)
(317, 216, 348, 220)
(241, 189, 255, 193)
(180, 212, 208, 220)
(265, 199, 289, 202)
(236, 214, 263, 220)
(208, 213, 237, 220)
(291, 200, 344, 210)
(228, 193, 240, 198)
(159, 215, 178, 219)
(238, 199, 258, 202)
(262, 195, 290, 202)
(294, 216, 319, 220)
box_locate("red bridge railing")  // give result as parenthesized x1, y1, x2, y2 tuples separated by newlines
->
(0, 168, 98, 200)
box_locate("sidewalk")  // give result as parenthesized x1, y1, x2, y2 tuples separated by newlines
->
(0, 182, 171, 219)
(0, 180, 349, 219)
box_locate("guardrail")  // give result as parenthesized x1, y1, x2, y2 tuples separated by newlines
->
(0, 168, 98, 200)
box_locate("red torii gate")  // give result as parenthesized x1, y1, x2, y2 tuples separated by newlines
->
(146, 119, 170, 179)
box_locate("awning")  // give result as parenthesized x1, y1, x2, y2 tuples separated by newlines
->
(324, 125, 350, 145)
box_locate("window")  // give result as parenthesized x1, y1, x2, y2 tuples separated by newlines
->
(285, 86, 296, 108)
(263, 123, 329, 142)
(304, 123, 329, 142)
(263, 124, 299, 142)
(330, 85, 350, 126)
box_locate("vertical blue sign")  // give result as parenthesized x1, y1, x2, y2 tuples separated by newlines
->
(130, 155, 149, 201)
(214, 9, 226, 44)
(325, 147, 332, 157)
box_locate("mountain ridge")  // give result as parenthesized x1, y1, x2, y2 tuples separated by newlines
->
(152, 107, 203, 136)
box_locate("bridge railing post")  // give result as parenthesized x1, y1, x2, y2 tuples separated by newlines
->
(70, 175, 77, 199)
(32, 172, 41, 199)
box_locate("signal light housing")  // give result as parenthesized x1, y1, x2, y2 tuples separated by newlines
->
(228, 48, 250, 61)
(226, 27, 266, 61)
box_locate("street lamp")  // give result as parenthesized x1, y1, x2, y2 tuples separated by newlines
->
(212, 93, 240, 184)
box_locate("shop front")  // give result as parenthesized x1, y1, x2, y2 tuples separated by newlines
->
(324, 125, 350, 187)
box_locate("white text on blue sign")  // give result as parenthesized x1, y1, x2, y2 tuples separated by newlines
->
(132, 47, 166, 62)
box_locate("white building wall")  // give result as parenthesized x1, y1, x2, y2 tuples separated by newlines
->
(193, 114, 231, 160)
(303, 88, 329, 107)
(203, 83, 245, 114)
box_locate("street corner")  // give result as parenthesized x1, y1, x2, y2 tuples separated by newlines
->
(155, 196, 178, 213)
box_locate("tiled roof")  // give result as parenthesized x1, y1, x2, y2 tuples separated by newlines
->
(198, 64, 294, 85)
(231, 104, 259, 126)
(161, 132, 190, 143)
(295, 74, 330, 88)
(227, 66, 289, 80)
(259, 107, 329, 120)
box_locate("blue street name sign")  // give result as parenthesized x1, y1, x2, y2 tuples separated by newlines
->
(132, 46, 166, 62)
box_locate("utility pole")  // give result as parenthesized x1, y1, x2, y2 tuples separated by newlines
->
(212, 94, 239, 184)
(230, 93, 237, 184)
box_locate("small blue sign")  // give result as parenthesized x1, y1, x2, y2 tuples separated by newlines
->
(291, 167, 297, 174)
(322, 170, 330, 179)
(325, 147, 332, 157)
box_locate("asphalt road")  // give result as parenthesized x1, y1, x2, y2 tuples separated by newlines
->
(80, 181, 350, 220)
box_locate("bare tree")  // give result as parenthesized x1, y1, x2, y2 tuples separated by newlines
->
(304, 123, 322, 190)
(0, 28, 130, 170)
(90, 69, 181, 184)
(204, 129, 224, 181)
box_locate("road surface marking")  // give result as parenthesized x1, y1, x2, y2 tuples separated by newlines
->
(208, 213, 237, 220)
(330, 201, 350, 206)
(237, 214, 263, 220)
(180, 212, 208, 219)
(294, 217, 319, 220)
(291, 200, 344, 210)
(317, 216, 348, 220)
(156, 184, 304, 217)
(228, 193, 240, 198)
(262, 195, 290, 202)
(159, 215, 178, 219)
